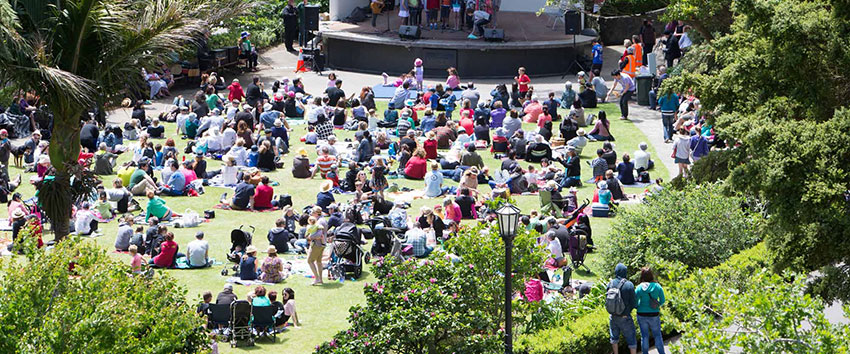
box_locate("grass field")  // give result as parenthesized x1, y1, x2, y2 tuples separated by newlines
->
(1, 101, 666, 353)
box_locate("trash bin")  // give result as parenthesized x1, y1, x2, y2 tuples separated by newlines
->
(636, 75, 653, 106)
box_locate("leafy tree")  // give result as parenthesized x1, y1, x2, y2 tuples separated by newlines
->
(663, 0, 850, 299)
(0, 239, 207, 352)
(315, 225, 548, 353)
(0, 0, 246, 240)
(600, 183, 763, 274)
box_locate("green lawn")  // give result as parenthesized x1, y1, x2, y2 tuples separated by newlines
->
(1, 100, 665, 353)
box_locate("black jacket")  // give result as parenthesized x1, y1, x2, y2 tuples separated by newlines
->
(268, 227, 290, 253)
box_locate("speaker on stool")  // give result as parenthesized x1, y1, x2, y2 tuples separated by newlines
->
(484, 29, 505, 42)
(399, 25, 421, 40)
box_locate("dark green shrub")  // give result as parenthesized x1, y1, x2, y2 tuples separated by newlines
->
(515, 307, 612, 354)
(600, 183, 763, 275)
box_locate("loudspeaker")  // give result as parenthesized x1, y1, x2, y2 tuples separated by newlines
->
(398, 25, 421, 40)
(305, 5, 320, 31)
(565, 10, 580, 35)
(484, 28, 505, 42)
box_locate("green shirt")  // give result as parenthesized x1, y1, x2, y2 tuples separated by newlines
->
(634, 282, 666, 314)
(206, 94, 220, 111)
(297, 3, 306, 26)
(145, 196, 169, 222)
(129, 169, 147, 188)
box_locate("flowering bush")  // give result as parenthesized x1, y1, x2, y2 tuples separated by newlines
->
(315, 224, 548, 353)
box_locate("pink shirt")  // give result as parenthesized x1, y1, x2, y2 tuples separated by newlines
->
(131, 254, 143, 272)
(445, 202, 462, 223)
(525, 279, 543, 302)
(523, 102, 543, 123)
(445, 75, 460, 89)
(537, 113, 552, 129)
(181, 168, 198, 185)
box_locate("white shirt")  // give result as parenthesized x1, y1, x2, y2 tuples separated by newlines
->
(221, 165, 239, 185)
(226, 106, 239, 120)
(547, 237, 563, 259)
(230, 146, 248, 166)
(222, 128, 237, 148)
(74, 209, 96, 235)
(306, 105, 323, 124)
(187, 239, 209, 266)
(633, 149, 651, 170)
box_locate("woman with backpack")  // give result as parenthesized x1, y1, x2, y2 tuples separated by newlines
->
(635, 267, 666, 354)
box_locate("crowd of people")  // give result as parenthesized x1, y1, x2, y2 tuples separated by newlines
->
(0, 14, 723, 351)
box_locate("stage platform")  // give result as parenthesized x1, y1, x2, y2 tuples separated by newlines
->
(321, 12, 594, 79)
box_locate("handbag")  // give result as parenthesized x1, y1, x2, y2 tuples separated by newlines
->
(671, 144, 677, 159)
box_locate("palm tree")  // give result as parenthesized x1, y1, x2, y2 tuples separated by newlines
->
(0, 0, 248, 240)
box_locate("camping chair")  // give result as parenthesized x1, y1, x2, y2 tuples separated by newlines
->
(208, 304, 231, 333)
(569, 229, 591, 272)
(539, 189, 562, 217)
(252, 306, 278, 342)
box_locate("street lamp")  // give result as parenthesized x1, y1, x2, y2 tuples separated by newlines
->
(495, 203, 521, 354)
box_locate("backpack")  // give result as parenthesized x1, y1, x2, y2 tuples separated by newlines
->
(606, 278, 627, 315)
(638, 170, 650, 183)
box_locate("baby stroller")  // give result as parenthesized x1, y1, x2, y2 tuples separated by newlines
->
(229, 300, 254, 347)
(568, 228, 590, 272)
(228, 225, 255, 263)
(328, 222, 370, 280)
(368, 216, 402, 258)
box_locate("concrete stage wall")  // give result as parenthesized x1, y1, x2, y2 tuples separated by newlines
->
(323, 36, 590, 79)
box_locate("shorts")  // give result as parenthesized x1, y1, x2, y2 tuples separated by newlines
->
(452, 4, 461, 12)
(674, 157, 691, 165)
(441, 5, 450, 18)
(427, 9, 438, 20)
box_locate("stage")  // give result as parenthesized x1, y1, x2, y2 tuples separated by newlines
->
(320, 11, 595, 79)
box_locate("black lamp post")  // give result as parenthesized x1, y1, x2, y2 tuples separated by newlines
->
(495, 203, 521, 354)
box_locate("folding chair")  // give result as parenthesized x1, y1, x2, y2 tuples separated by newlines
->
(208, 304, 231, 332)
(543, 0, 569, 30)
(539, 189, 562, 217)
(252, 306, 278, 342)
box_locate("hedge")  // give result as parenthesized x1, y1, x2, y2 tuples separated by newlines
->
(515, 307, 612, 354)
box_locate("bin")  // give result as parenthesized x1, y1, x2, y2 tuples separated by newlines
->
(636, 75, 653, 106)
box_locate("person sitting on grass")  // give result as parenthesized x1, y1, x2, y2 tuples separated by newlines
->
(144, 190, 179, 222)
(158, 160, 186, 196)
(404, 222, 433, 258)
(404, 148, 428, 180)
(150, 232, 184, 268)
(239, 245, 260, 281)
(260, 245, 288, 283)
(187, 231, 211, 268)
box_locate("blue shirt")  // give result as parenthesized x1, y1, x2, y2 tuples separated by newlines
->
(424, 171, 444, 197)
(420, 115, 436, 133)
(165, 169, 186, 193)
(247, 151, 259, 167)
(259, 110, 281, 129)
(658, 93, 679, 112)
(592, 44, 604, 64)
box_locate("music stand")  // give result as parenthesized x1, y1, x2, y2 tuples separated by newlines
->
(563, 28, 599, 79)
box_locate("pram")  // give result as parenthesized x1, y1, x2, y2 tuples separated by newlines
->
(227, 225, 255, 263)
(368, 216, 403, 258)
(328, 222, 370, 280)
(568, 228, 590, 272)
(229, 300, 254, 347)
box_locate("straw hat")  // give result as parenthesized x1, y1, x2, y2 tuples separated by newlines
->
(577, 129, 586, 136)
(11, 209, 25, 219)
(266, 245, 277, 255)
(297, 147, 308, 157)
(320, 180, 333, 192)
(245, 245, 258, 254)
(274, 119, 283, 127)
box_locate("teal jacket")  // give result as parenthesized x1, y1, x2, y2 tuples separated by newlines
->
(635, 282, 666, 314)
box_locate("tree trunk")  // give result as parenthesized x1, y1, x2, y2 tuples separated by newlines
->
(691, 20, 714, 42)
(46, 104, 82, 242)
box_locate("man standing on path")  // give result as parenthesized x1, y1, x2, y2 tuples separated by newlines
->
(608, 70, 635, 121)
(639, 19, 655, 65)
(607, 263, 637, 354)
(297, 0, 309, 48)
(591, 39, 604, 73)
(657, 90, 679, 143)
(282, 0, 299, 52)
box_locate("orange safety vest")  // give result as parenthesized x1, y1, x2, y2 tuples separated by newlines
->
(633, 43, 643, 67)
(622, 54, 636, 78)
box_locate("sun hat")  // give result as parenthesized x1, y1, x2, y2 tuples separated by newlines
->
(320, 180, 333, 192)
(266, 245, 277, 254)
(263, 103, 273, 111)
(224, 283, 233, 290)
(274, 119, 282, 127)
(577, 128, 586, 136)
(0, 129, 7, 135)
(639, 142, 648, 150)
(414, 58, 423, 66)
(245, 245, 258, 254)
(11, 209, 25, 219)
(297, 147, 308, 156)
(597, 181, 608, 190)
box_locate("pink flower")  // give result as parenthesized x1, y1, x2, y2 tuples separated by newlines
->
(468, 263, 474, 269)
(452, 293, 458, 299)
(429, 278, 437, 283)
(403, 295, 409, 301)
(387, 273, 393, 278)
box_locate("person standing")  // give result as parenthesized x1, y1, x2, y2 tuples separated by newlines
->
(673, 128, 692, 178)
(607, 263, 637, 354)
(282, 0, 299, 52)
(514, 67, 531, 99)
(608, 70, 635, 120)
(663, 30, 680, 68)
(639, 19, 655, 65)
(635, 267, 666, 354)
(371, 0, 385, 27)
(591, 39, 604, 73)
(657, 90, 679, 143)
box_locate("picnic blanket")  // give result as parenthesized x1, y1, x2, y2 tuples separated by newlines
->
(0, 219, 12, 232)
(622, 182, 652, 189)
(386, 190, 427, 203)
(0, 112, 32, 138)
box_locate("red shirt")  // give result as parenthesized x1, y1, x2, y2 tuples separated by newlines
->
(459, 118, 474, 137)
(427, 0, 439, 10)
(153, 240, 177, 268)
(423, 139, 438, 160)
(517, 74, 530, 93)
(404, 156, 428, 179)
(253, 184, 274, 209)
